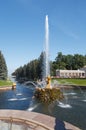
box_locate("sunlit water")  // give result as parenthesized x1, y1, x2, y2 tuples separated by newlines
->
(0, 83, 86, 130)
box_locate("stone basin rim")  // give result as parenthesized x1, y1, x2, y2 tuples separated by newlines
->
(0, 109, 81, 130)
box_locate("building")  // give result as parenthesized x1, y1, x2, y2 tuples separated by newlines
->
(80, 66, 86, 77)
(56, 69, 85, 78)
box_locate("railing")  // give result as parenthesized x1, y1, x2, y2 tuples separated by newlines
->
(0, 117, 52, 130)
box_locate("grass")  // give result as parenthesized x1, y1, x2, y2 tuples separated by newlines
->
(0, 80, 13, 87)
(52, 78, 86, 86)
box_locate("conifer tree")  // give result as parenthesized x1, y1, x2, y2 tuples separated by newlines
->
(0, 51, 8, 80)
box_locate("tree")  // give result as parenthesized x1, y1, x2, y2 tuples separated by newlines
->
(38, 52, 44, 80)
(0, 51, 8, 80)
(72, 54, 85, 70)
(55, 52, 66, 69)
(12, 52, 45, 81)
(51, 61, 58, 76)
(65, 54, 73, 70)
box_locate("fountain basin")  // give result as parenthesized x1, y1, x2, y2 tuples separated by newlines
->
(0, 110, 81, 130)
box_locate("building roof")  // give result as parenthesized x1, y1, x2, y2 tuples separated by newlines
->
(56, 69, 85, 73)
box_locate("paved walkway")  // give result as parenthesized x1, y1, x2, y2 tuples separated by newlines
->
(0, 110, 81, 130)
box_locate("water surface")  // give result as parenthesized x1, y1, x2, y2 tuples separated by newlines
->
(0, 83, 86, 130)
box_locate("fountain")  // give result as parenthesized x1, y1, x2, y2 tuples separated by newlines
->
(0, 15, 84, 130)
(41, 15, 51, 88)
(34, 15, 64, 103)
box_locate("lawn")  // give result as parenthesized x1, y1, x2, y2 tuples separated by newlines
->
(52, 78, 86, 86)
(0, 80, 13, 87)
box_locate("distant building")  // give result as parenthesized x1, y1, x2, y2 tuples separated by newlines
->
(56, 69, 85, 78)
(80, 66, 86, 77)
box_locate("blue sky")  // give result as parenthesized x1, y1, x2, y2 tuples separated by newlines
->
(0, 0, 86, 75)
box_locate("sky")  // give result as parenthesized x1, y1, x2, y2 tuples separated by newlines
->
(0, 0, 86, 75)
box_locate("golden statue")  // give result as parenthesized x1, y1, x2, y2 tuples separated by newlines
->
(46, 76, 51, 88)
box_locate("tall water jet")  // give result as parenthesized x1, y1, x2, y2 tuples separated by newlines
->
(42, 15, 50, 80)
(45, 15, 50, 77)
(42, 15, 51, 89)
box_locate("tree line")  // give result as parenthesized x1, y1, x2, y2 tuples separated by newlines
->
(0, 51, 8, 80)
(52, 52, 86, 76)
(12, 52, 86, 81)
(12, 52, 44, 81)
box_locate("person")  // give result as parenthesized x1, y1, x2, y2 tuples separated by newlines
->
(54, 118, 66, 130)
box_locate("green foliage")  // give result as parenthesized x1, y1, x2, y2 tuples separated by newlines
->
(12, 51, 86, 81)
(12, 52, 44, 81)
(55, 52, 86, 70)
(0, 51, 8, 80)
(34, 87, 64, 104)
